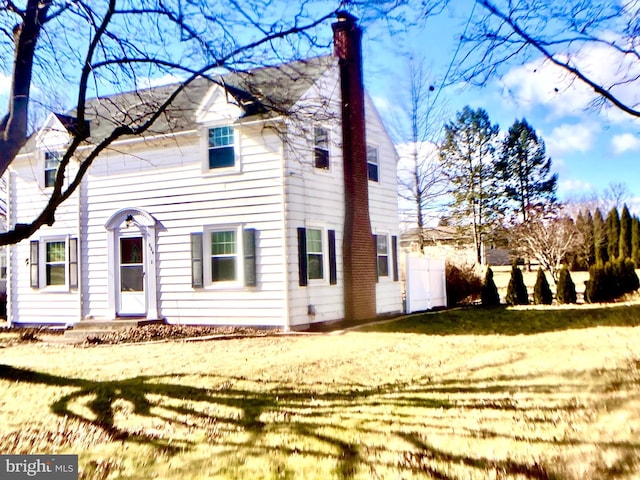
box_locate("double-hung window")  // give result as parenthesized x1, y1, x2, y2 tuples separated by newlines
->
(190, 227, 257, 288)
(44, 151, 61, 187)
(30, 237, 79, 290)
(210, 230, 237, 282)
(367, 145, 379, 182)
(297, 227, 337, 286)
(208, 126, 235, 169)
(376, 234, 389, 277)
(306, 229, 324, 280)
(314, 127, 330, 169)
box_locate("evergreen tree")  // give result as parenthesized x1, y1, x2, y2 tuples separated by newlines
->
(593, 208, 608, 265)
(585, 264, 606, 303)
(606, 207, 620, 261)
(505, 263, 529, 305)
(481, 266, 501, 306)
(619, 205, 632, 260)
(632, 216, 640, 267)
(495, 119, 558, 224)
(556, 267, 577, 304)
(574, 210, 595, 269)
(439, 107, 500, 263)
(533, 268, 553, 305)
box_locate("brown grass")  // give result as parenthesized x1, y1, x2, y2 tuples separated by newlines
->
(0, 309, 639, 479)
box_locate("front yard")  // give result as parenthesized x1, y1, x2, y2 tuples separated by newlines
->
(1, 304, 640, 479)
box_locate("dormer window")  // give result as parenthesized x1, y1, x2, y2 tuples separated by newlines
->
(314, 127, 329, 169)
(44, 151, 61, 187)
(208, 126, 235, 169)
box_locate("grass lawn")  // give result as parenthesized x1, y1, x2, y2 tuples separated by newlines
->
(1, 304, 640, 479)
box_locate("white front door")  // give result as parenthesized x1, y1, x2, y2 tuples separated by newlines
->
(117, 235, 146, 316)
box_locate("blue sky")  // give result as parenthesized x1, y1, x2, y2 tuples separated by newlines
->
(360, 2, 640, 214)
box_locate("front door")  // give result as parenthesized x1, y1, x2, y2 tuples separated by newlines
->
(118, 236, 146, 316)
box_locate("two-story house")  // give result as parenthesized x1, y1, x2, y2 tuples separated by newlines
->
(4, 13, 402, 330)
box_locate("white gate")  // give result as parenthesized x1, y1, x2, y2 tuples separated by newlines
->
(405, 253, 447, 313)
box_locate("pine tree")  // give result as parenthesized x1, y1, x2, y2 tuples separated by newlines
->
(631, 216, 640, 267)
(556, 267, 577, 304)
(533, 268, 553, 305)
(495, 119, 558, 224)
(506, 263, 529, 305)
(585, 264, 605, 303)
(619, 205, 632, 260)
(606, 207, 620, 261)
(481, 266, 501, 306)
(593, 208, 608, 265)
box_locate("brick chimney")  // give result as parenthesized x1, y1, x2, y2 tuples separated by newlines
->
(332, 12, 377, 321)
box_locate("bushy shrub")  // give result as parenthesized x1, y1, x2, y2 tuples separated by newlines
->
(556, 267, 577, 304)
(445, 262, 482, 306)
(505, 263, 528, 305)
(533, 269, 553, 305)
(481, 267, 501, 307)
(586, 259, 640, 303)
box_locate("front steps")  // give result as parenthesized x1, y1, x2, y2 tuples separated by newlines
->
(63, 318, 165, 341)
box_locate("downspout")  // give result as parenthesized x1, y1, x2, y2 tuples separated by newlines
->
(5, 170, 13, 327)
(279, 128, 291, 332)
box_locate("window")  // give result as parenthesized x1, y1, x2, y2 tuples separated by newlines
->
(44, 151, 61, 187)
(46, 241, 66, 286)
(376, 235, 389, 277)
(190, 228, 257, 288)
(30, 237, 79, 289)
(297, 227, 337, 286)
(306, 229, 324, 280)
(208, 126, 235, 169)
(314, 127, 329, 169)
(367, 145, 379, 182)
(210, 230, 237, 282)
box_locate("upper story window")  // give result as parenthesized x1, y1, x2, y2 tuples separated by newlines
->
(367, 145, 379, 182)
(208, 126, 235, 169)
(44, 151, 61, 187)
(314, 127, 329, 169)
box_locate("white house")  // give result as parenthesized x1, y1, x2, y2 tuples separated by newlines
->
(4, 13, 402, 330)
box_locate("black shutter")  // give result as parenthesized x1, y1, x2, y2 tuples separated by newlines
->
(69, 238, 78, 288)
(391, 235, 399, 282)
(373, 234, 379, 282)
(190, 233, 203, 288)
(30, 240, 39, 288)
(297, 227, 307, 286)
(244, 228, 257, 287)
(328, 229, 337, 285)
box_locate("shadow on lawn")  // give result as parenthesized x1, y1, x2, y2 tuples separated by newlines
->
(0, 361, 638, 479)
(358, 303, 640, 336)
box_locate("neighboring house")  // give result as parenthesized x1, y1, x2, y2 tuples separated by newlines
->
(4, 13, 402, 330)
(400, 227, 510, 266)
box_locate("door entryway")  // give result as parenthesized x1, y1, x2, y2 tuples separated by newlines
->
(105, 208, 159, 320)
(118, 235, 146, 316)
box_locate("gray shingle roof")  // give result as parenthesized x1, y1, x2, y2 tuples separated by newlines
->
(24, 55, 334, 152)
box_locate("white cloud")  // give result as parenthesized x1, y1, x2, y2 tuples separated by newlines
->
(558, 179, 594, 194)
(544, 122, 598, 156)
(500, 37, 640, 122)
(612, 132, 640, 154)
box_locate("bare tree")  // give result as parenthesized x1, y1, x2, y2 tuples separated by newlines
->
(460, 0, 640, 119)
(393, 58, 448, 251)
(2, 1, 412, 246)
(509, 214, 579, 282)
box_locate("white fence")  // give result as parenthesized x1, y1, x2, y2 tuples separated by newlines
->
(405, 253, 447, 313)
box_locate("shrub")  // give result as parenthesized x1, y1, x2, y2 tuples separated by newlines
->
(445, 262, 482, 306)
(533, 269, 553, 305)
(588, 259, 640, 303)
(585, 264, 605, 303)
(505, 263, 528, 305)
(556, 267, 577, 304)
(481, 267, 501, 307)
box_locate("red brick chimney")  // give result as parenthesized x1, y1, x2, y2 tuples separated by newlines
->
(332, 12, 377, 321)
